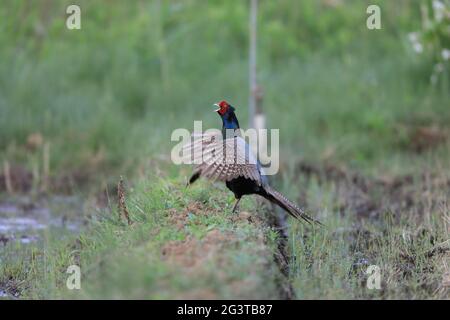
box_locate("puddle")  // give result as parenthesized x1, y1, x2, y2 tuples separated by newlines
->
(0, 288, 19, 300)
(0, 196, 84, 245)
(0, 217, 47, 233)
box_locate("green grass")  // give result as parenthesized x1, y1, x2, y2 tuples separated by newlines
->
(1, 174, 447, 299)
(0, 0, 449, 299)
(1, 178, 285, 299)
(286, 178, 449, 299)
(1, 0, 448, 181)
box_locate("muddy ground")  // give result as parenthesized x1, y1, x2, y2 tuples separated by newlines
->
(294, 160, 449, 297)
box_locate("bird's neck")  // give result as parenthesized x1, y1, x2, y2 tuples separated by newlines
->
(221, 112, 240, 138)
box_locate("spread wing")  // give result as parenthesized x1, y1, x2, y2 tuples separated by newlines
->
(182, 132, 264, 185)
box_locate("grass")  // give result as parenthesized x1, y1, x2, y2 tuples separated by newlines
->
(1, 0, 448, 181)
(1, 172, 447, 299)
(286, 173, 449, 299)
(1, 178, 285, 299)
(0, 0, 449, 299)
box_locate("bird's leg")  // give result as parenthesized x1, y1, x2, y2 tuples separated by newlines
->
(232, 197, 241, 213)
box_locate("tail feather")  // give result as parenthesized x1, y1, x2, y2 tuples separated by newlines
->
(261, 186, 322, 226)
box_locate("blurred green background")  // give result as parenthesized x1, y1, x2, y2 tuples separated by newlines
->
(0, 0, 449, 188)
(0, 0, 449, 300)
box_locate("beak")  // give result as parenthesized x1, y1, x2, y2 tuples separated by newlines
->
(213, 103, 220, 112)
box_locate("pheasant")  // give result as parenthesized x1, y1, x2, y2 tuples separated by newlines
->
(185, 100, 321, 224)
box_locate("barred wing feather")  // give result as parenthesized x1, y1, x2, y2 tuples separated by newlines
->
(183, 134, 263, 185)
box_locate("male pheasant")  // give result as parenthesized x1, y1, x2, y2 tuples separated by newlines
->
(185, 100, 321, 224)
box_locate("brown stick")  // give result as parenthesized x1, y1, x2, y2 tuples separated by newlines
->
(117, 176, 132, 225)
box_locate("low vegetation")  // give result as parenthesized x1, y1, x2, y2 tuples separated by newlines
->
(0, 0, 449, 299)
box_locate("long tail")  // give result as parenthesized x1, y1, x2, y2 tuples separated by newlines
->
(260, 186, 323, 226)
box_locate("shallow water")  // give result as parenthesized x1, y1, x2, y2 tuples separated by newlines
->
(0, 196, 84, 245)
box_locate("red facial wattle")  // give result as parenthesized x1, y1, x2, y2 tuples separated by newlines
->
(215, 100, 229, 115)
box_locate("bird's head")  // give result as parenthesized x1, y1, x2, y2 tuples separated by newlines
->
(213, 100, 240, 131)
(214, 100, 235, 117)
